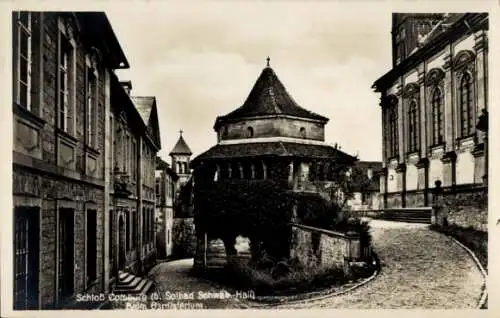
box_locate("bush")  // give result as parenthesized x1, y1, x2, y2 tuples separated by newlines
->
(430, 223, 487, 271)
(172, 218, 196, 259)
(206, 256, 377, 297)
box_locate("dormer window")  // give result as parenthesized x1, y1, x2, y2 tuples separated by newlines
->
(300, 127, 306, 138)
(222, 126, 228, 138)
(247, 127, 254, 138)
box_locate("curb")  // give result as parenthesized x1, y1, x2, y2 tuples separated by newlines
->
(243, 253, 380, 308)
(446, 235, 487, 309)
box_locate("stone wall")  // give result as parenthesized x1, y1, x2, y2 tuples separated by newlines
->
(385, 192, 403, 208)
(405, 190, 427, 207)
(222, 117, 325, 141)
(13, 169, 104, 308)
(290, 224, 359, 271)
(434, 186, 488, 232)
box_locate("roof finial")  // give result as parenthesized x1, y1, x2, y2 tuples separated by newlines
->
(179, 129, 183, 136)
(266, 56, 270, 67)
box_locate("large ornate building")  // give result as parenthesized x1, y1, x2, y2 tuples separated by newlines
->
(190, 58, 356, 270)
(372, 13, 488, 208)
(12, 11, 160, 309)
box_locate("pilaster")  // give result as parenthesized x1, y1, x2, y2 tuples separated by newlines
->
(396, 84, 404, 162)
(443, 50, 455, 153)
(137, 137, 143, 271)
(103, 69, 110, 293)
(474, 30, 488, 114)
(417, 69, 427, 157)
(396, 163, 406, 207)
(416, 158, 429, 205)
(440, 151, 457, 187)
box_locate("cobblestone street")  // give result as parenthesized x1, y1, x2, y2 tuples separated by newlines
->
(114, 220, 484, 309)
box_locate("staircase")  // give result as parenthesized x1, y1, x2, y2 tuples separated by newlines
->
(113, 271, 155, 295)
(379, 208, 432, 224)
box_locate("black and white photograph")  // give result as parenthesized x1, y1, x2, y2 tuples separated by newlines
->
(2, 0, 495, 315)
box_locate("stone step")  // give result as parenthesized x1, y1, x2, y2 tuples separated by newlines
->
(119, 273, 135, 285)
(118, 271, 130, 280)
(379, 217, 431, 224)
(117, 276, 142, 289)
(113, 278, 154, 295)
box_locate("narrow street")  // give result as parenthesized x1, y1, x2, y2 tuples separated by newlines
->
(113, 220, 484, 309)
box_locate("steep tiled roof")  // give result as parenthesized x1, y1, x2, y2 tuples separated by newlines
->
(191, 142, 356, 168)
(130, 96, 155, 125)
(169, 134, 192, 156)
(214, 65, 328, 128)
(156, 156, 169, 170)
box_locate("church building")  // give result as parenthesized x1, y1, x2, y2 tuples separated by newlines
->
(372, 13, 488, 208)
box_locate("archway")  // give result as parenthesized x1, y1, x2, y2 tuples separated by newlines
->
(118, 215, 126, 270)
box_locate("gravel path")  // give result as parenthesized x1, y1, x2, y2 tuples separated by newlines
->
(133, 220, 484, 309)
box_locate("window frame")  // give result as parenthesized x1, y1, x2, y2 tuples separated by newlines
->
(407, 99, 419, 153)
(15, 11, 32, 111)
(85, 56, 99, 149)
(57, 18, 76, 136)
(431, 86, 444, 145)
(458, 71, 474, 138)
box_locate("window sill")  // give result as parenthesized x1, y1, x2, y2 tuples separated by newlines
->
(405, 150, 419, 158)
(56, 128, 78, 147)
(13, 102, 45, 129)
(85, 144, 100, 157)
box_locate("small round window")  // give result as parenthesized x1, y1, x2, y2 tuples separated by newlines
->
(247, 127, 254, 138)
(300, 127, 306, 138)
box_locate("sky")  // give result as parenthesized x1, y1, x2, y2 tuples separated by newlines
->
(104, 2, 393, 163)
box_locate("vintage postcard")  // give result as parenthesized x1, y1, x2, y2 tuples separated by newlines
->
(1, 0, 497, 317)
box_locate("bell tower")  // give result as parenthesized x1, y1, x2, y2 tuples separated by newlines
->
(169, 130, 192, 186)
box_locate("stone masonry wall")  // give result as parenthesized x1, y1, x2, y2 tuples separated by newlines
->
(440, 187, 488, 232)
(224, 117, 325, 141)
(290, 224, 353, 270)
(13, 169, 104, 308)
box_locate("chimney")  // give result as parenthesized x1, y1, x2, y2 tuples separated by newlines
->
(120, 80, 132, 95)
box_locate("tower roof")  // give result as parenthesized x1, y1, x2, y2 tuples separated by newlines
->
(214, 58, 328, 129)
(169, 131, 192, 156)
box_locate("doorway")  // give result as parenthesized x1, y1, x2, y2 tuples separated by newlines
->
(13, 207, 39, 310)
(118, 216, 126, 270)
(58, 208, 74, 303)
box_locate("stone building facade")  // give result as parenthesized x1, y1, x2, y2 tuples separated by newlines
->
(109, 80, 161, 282)
(155, 157, 179, 258)
(12, 11, 160, 310)
(190, 59, 356, 270)
(372, 13, 488, 215)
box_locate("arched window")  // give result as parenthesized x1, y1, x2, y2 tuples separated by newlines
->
(182, 162, 188, 174)
(431, 87, 444, 145)
(459, 72, 474, 137)
(300, 127, 306, 138)
(177, 162, 182, 174)
(408, 100, 418, 152)
(247, 126, 254, 138)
